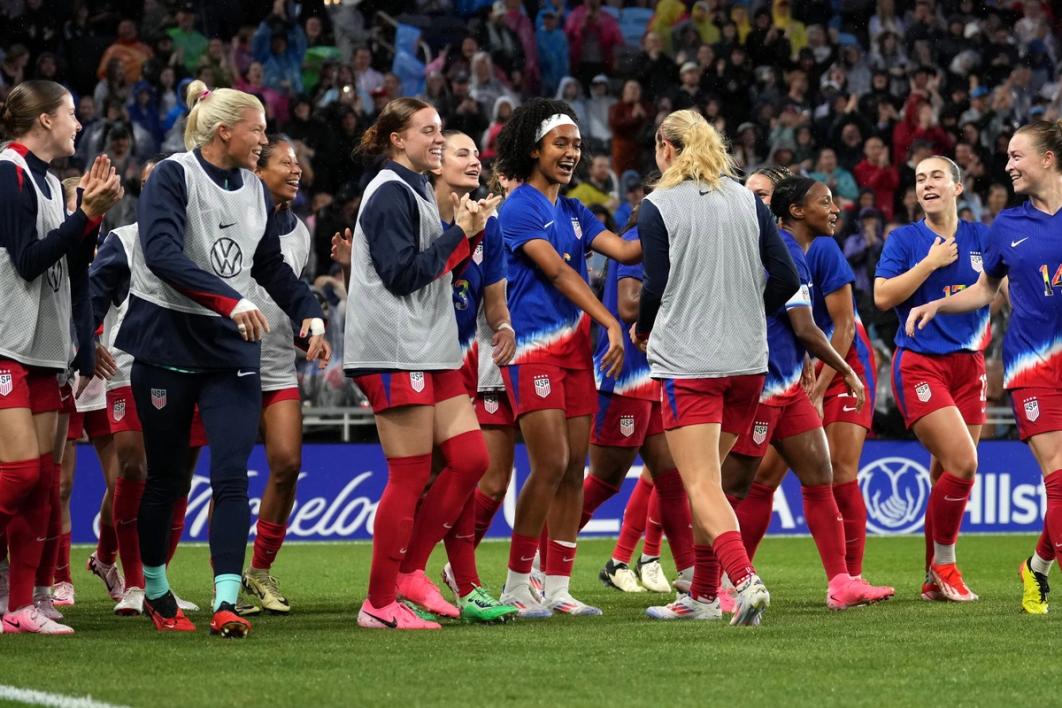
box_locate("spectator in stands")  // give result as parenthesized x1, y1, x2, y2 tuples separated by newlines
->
(127, 80, 162, 152)
(648, 0, 688, 55)
(481, 95, 515, 161)
(771, 0, 807, 57)
(613, 169, 644, 229)
(565, 0, 624, 86)
(237, 60, 289, 126)
(869, 0, 906, 44)
(732, 121, 762, 170)
(97, 19, 153, 85)
(477, 1, 524, 78)
(444, 72, 489, 141)
(568, 154, 619, 211)
(844, 206, 885, 324)
(536, 8, 569, 98)
(608, 78, 649, 175)
(670, 61, 705, 111)
(469, 51, 511, 115)
(198, 37, 236, 89)
(981, 182, 1009, 225)
(745, 8, 790, 69)
(536, 0, 568, 30)
(809, 147, 859, 206)
(855, 135, 899, 220)
(253, 4, 307, 95)
(0, 43, 29, 89)
(584, 74, 614, 152)
(500, 0, 539, 92)
(168, 2, 208, 76)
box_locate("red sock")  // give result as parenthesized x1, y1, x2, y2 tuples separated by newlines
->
(538, 525, 550, 569)
(113, 477, 146, 588)
(400, 431, 488, 574)
(368, 453, 433, 608)
(0, 458, 40, 524)
(712, 530, 754, 587)
(579, 475, 619, 529)
(34, 461, 62, 588)
(736, 482, 774, 560)
(545, 539, 576, 577)
(1042, 471, 1062, 558)
(923, 485, 935, 570)
(802, 484, 849, 581)
(653, 468, 694, 571)
(507, 531, 540, 574)
(643, 488, 663, 557)
(611, 476, 652, 563)
(252, 519, 287, 571)
(167, 495, 188, 564)
(0, 529, 6, 563)
(690, 544, 720, 601)
(6, 456, 49, 610)
(832, 480, 867, 577)
(444, 496, 480, 596)
(929, 472, 973, 547)
(96, 521, 118, 566)
(54, 531, 72, 584)
(1036, 526, 1056, 562)
(472, 488, 502, 547)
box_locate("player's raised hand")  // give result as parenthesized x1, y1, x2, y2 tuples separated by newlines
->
(924, 236, 958, 270)
(330, 227, 352, 266)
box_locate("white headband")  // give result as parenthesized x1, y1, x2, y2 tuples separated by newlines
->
(534, 114, 579, 142)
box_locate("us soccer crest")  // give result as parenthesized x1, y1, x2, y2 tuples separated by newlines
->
(915, 382, 931, 403)
(0, 371, 11, 397)
(1025, 397, 1040, 422)
(752, 421, 768, 445)
(483, 394, 499, 414)
(534, 374, 551, 398)
(619, 414, 635, 438)
(150, 388, 167, 410)
(571, 218, 582, 239)
(473, 242, 484, 265)
(970, 251, 983, 273)
(409, 371, 425, 393)
(112, 399, 126, 422)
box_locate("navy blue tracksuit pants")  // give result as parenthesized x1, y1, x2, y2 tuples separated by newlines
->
(131, 360, 261, 577)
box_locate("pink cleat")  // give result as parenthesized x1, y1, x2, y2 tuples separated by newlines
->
(718, 586, 736, 614)
(3, 605, 75, 634)
(826, 574, 878, 610)
(357, 599, 441, 630)
(854, 576, 895, 603)
(87, 552, 125, 601)
(396, 570, 459, 618)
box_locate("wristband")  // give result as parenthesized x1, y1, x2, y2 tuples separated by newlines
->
(309, 317, 326, 336)
(495, 322, 514, 333)
(230, 298, 260, 317)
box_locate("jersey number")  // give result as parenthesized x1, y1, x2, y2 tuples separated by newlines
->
(941, 284, 967, 297)
(1039, 264, 1062, 296)
(979, 373, 987, 403)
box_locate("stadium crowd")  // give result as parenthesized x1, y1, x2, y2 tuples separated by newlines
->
(0, 0, 1056, 432)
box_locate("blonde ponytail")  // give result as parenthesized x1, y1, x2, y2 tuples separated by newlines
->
(653, 110, 737, 191)
(183, 79, 265, 150)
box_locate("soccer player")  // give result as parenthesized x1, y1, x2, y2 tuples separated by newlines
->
(491, 98, 641, 618)
(906, 121, 1062, 615)
(0, 80, 122, 634)
(875, 155, 990, 602)
(238, 135, 316, 615)
(118, 80, 328, 637)
(632, 110, 798, 625)
(343, 98, 497, 630)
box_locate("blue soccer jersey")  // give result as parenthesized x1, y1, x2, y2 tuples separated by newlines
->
(806, 236, 876, 383)
(761, 230, 814, 405)
(451, 214, 506, 354)
(500, 184, 605, 368)
(876, 219, 991, 354)
(593, 227, 656, 400)
(983, 202, 1062, 389)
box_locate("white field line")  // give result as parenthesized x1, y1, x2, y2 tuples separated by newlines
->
(0, 685, 131, 708)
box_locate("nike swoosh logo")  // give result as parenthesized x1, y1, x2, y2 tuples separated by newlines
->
(220, 222, 237, 229)
(1011, 237, 1029, 247)
(543, 220, 554, 228)
(442, 523, 453, 529)
(520, 555, 535, 562)
(562, 556, 574, 563)
(237, 370, 256, 377)
(364, 611, 398, 628)
(455, 533, 475, 540)
(399, 547, 408, 555)
(943, 495, 967, 502)
(6, 620, 19, 629)
(842, 405, 857, 412)
(36, 536, 47, 542)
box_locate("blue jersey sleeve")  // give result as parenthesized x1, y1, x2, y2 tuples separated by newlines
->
(982, 218, 1009, 279)
(635, 200, 669, 333)
(810, 237, 855, 295)
(502, 192, 552, 253)
(616, 227, 643, 281)
(88, 231, 130, 328)
(875, 225, 911, 279)
(483, 216, 506, 286)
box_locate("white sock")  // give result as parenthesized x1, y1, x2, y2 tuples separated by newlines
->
(678, 566, 694, 583)
(543, 574, 570, 600)
(933, 542, 956, 565)
(721, 572, 733, 591)
(640, 553, 659, 564)
(530, 551, 541, 573)
(505, 569, 531, 593)
(1031, 552, 1054, 576)
(33, 585, 50, 600)
(610, 557, 628, 567)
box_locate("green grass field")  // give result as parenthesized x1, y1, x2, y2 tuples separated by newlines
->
(1, 535, 1055, 707)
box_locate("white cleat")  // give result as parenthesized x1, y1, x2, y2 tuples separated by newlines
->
(636, 557, 672, 593)
(51, 581, 75, 607)
(174, 592, 200, 613)
(440, 563, 459, 598)
(33, 588, 63, 621)
(499, 583, 553, 619)
(545, 590, 603, 616)
(3, 604, 74, 634)
(529, 567, 546, 602)
(731, 574, 770, 626)
(86, 552, 125, 601)
(114, 587, 145, 616)
(599, 560, 646, 592)
(646, 594, 722, 621)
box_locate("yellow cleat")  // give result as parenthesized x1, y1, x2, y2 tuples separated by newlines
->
(242, 569, 290, 614)
(1019, 558, 1049, 615)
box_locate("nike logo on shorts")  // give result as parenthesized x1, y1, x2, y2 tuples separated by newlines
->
(237, 370, 256, 377)
(842, 404, 858, 412)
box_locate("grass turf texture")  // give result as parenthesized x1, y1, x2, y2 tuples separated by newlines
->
(1, 535, 1053, 707)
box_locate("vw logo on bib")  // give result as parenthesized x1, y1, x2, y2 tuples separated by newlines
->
(858, 456, 931, 535)
(210, 237, 243, 279)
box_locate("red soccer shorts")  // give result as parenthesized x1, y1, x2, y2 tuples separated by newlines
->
(591, 392, 664, 447)
(67, 409, 110, 441)
(0, 359, 62, 414)
(263, 387, 301, 409)
(475, 390, 515, 428)
(891, 348, 986, 428)
(731, 390, 823, 457)
(502, 363, 597, 419)
(354, 369, 467, 414)
(1010, 387, 1062, 441)
(659, 374, 765, 434)
(107, 385, 142, 434)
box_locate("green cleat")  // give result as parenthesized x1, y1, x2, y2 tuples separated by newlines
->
(242, 569, 290, 614)
(402, 600, 440, 622)
(458, 586, 519, 624)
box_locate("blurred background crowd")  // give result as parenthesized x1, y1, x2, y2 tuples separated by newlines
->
(1, 0, 1057, 438)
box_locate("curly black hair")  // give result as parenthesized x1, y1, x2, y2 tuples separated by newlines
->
(770, 175, 819, 223)
(494, 97, 582, 181)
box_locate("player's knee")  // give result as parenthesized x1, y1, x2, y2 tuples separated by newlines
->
(723, 474, 752, 499)
(119, 460, 146, 481)
(268, 449, 301, 490)
(945, 451, 978, 479)
(478, 466, 510, 500)
(59, 477, 74, 503)
(801, 461, 834, 487)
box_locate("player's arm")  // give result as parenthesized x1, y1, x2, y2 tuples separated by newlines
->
(483, 280, 515, 365)
(789, 302, 866, 410)
(906, 271, 1003, 334)
(756, 198, 800, 312)
(88, 231, 130, 328)
(69, 254, 96, 377)
(590, 230, 642, 264)
(617, 277, 640, 323)
(813, 284, 856, 400)
(874, 235, 957, 310)
(634, 201, 668, 338)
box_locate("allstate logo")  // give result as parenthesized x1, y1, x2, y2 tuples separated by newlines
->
(858, 456, 931, 535)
